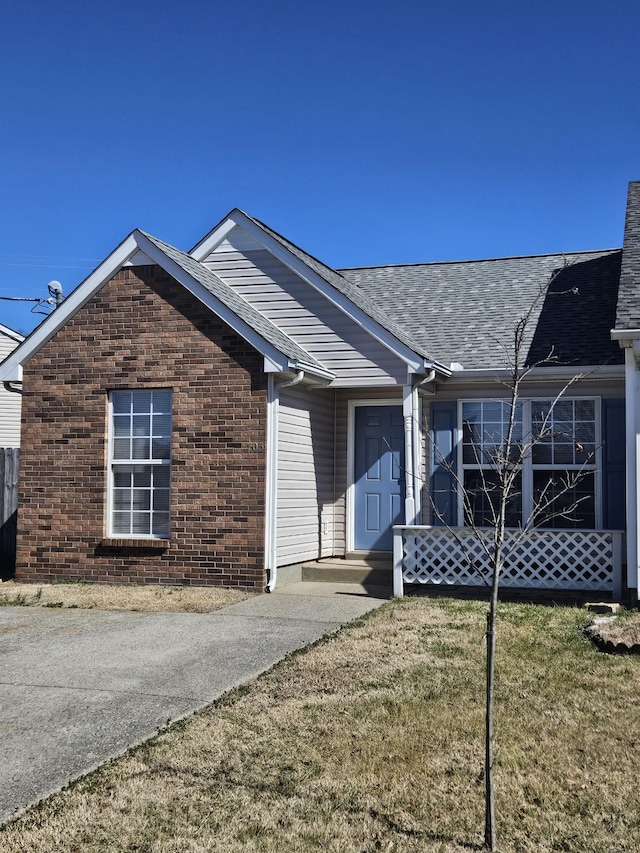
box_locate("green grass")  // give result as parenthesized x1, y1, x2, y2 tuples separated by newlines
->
(2, 596, 640, 852)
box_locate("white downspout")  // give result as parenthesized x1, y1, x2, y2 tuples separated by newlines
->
(265, 370, 304, 592)
(624, 347, 639, 595)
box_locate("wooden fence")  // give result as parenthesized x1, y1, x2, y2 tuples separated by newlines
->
(0, 448, 19, 578)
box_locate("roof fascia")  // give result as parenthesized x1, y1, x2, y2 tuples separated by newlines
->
(0, 234, 140, 382)
(444, 364, 624, 383)
(0, 324, 24, 343)
(189, 214, 240, 259)
(611, 328, 640, 347)
(193, 210, 431, 375)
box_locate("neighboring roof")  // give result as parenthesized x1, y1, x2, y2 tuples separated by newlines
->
(341, 249, 623, 370)
(139, 232, 328, 374)
(615, 181, 640, 330)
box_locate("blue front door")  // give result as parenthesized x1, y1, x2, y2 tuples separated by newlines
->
(354, 406, 404, 551)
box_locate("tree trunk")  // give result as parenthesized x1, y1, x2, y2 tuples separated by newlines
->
(485, 551, 501, 851)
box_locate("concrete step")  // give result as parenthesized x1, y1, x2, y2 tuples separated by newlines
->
(301, 559, 392, 587)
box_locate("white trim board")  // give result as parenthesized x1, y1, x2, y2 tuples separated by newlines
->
(346, 397, 403, 554)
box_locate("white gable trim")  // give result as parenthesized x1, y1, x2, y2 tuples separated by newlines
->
(189, 216, 239, 259)
(0, 324, 24, 344)
(0, 231, 334, 384)
(190, 211, 438, 376)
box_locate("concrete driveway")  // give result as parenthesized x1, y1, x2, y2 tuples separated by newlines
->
(0, 582, 389, 825)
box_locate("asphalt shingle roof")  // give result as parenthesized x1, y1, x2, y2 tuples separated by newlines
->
(140, 232, 328, 374)
(340, 250, 623, 370)
(616, 181, 640, 330)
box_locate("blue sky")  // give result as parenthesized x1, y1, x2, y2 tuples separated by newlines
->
(1, 0, 638, 335)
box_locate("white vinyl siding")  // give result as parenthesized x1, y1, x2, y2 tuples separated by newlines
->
(203, 226, 407, 387)
(0, 330, 23, 446)
(276, 386, 336, 566)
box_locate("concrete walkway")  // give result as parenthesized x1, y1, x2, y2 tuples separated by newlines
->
(0, 582, 390, 825)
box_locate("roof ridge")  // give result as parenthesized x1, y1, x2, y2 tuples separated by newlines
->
(340, 247, 622, 271)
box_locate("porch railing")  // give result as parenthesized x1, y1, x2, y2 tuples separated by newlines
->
(393, 525, 623, 599)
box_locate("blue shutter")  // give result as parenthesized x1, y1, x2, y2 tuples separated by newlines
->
(602, 399, 625, 530)
(430, 402, 458, 526)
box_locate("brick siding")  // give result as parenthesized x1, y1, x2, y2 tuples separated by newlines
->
(16, 265, 268, 590)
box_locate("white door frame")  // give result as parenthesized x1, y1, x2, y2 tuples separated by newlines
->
(346, 394, 421, 553)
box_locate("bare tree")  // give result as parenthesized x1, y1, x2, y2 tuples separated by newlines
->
(429, 271, 595, 850)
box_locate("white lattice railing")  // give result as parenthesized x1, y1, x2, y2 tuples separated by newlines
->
(393, 525, 623, 599)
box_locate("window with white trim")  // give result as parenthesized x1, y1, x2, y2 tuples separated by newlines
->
(108, 389, 172, 538)
(460, 398, 599, 529)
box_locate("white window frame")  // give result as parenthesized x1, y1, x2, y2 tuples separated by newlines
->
(457, 397, 602, 530)
(107, 389, 172, 539)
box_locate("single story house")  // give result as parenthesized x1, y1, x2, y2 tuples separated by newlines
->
(1, 183, 640, 597)
(0, 324, 24, 447)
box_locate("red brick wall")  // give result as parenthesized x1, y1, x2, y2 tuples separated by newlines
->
(16, 265, 268, 590)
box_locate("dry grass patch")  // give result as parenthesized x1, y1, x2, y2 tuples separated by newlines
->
(2, 597, 640, 852)
(0, 580, 250, 612)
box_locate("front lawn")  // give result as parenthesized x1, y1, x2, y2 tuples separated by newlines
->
(2, 596, 639, 852)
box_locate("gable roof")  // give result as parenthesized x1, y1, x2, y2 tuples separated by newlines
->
(238, 212, 443, 365)
(341, 249, 623, 370)
(0, 230, 333, 383)
(191, 209, 448, 376)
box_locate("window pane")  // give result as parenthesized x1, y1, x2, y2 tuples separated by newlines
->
(531, 442, 552, 465)
(113, 470, 132, 488)
(154, 467, 171, 488)
(113, 438, 130, 460)
(133, 415, 150, 436)
(112, 512, 130, 534)
(132, 489, 151, 511)
(554, 400, 574, 421)
(112, 392, 131, 415)
(153, 490, 170, 512)
(132, 466, 152, 487)
(554, 443, 575, 465)
(132, 437, 150, 459)
(153, 390, 172, 413)
(152, 413, 171, 437)
(575, 400, 595, 421)
(132, 512, 151, 535)
(152, 438, 171, 460)
(152, 513, 170, 538)
(113, 416, 130, 437)
(462, 402, 482, 422)
(132, 391, 152, 413)
(534, 471, 595, 529)
(463, 470, 522, 528)
(112, 490, 130, 511)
